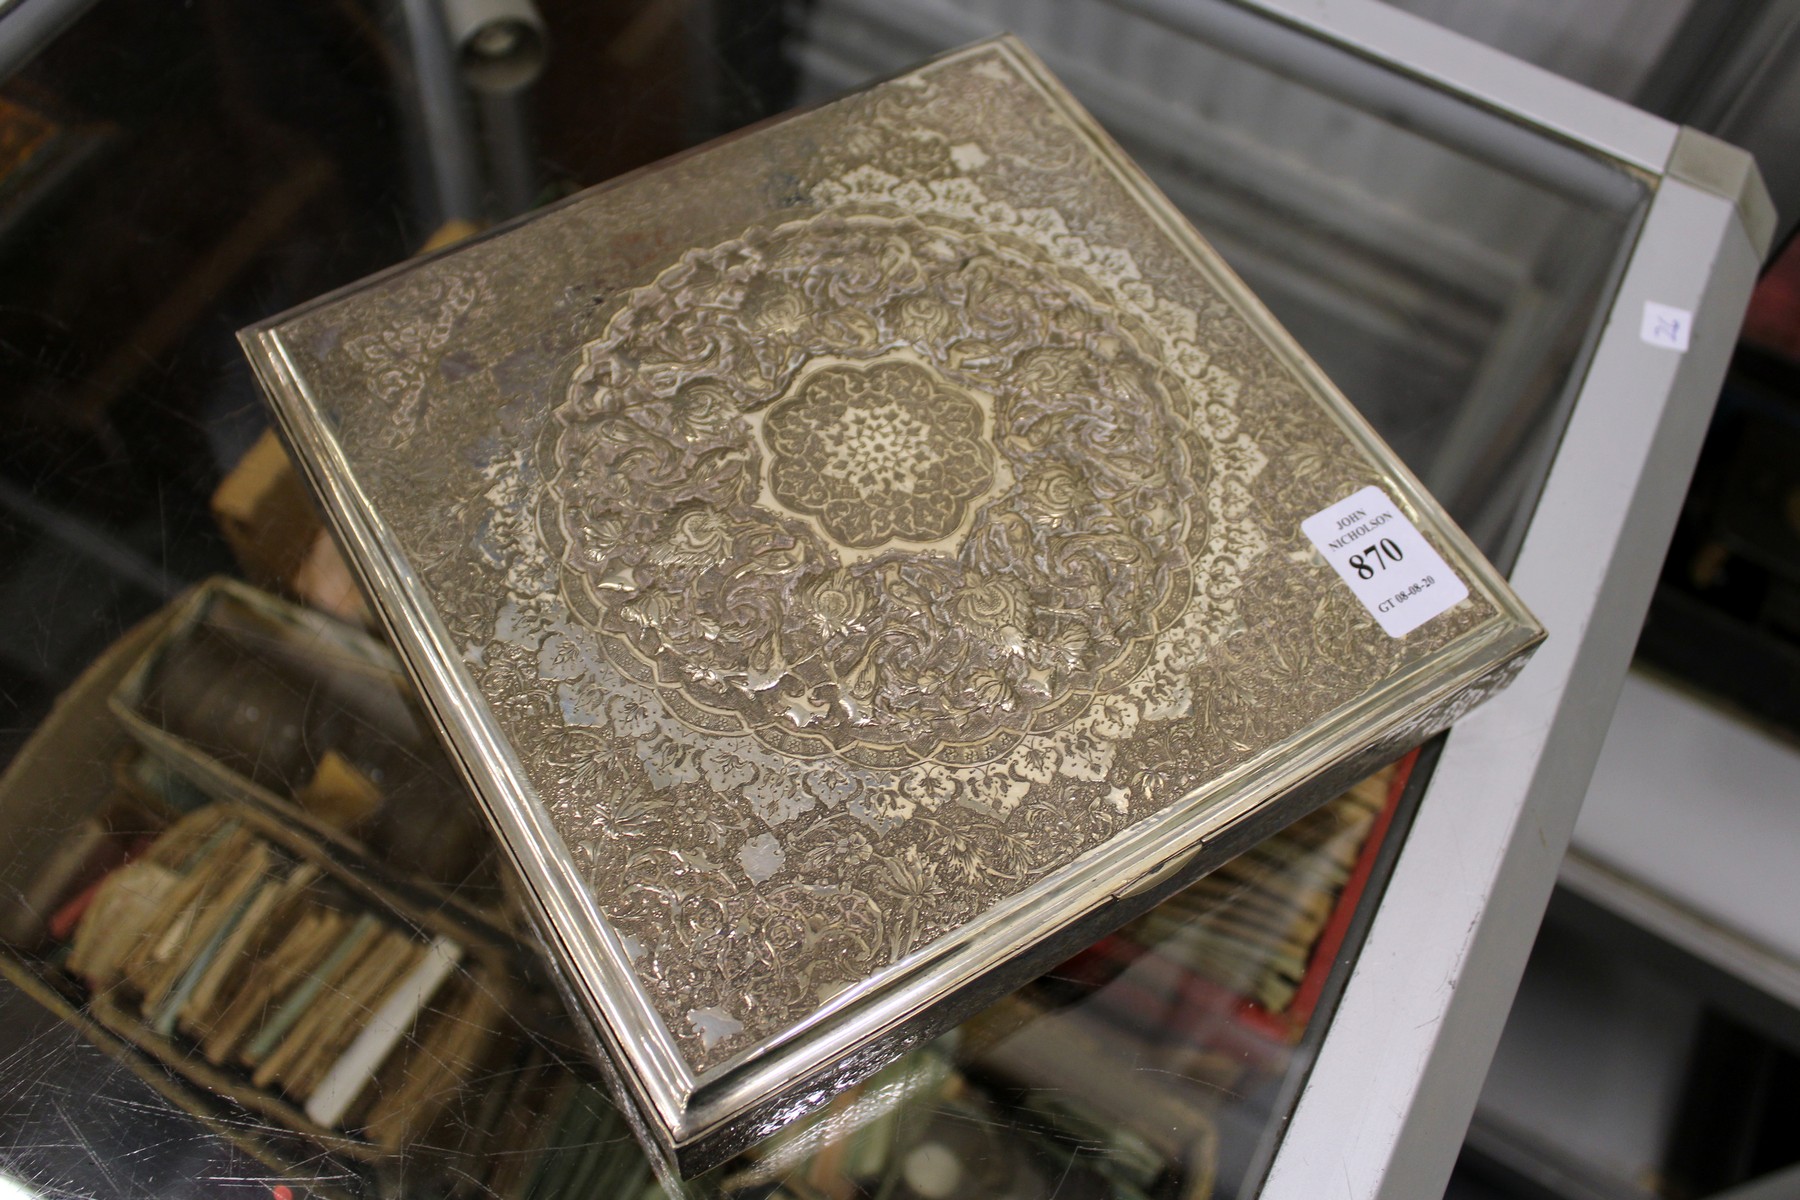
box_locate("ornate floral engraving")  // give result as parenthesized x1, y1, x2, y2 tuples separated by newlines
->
(289, 43, 1505, 1073)
(340, 271, 489, 440)
(763, 358, 996, 549)
(502, 75, 1297, 1058)
(537, 187, 1252, 779)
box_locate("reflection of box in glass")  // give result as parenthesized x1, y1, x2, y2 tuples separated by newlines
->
(240, 36, 1541, 1176)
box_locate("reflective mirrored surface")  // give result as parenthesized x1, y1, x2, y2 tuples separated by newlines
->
(0, 2, 1647, 1196)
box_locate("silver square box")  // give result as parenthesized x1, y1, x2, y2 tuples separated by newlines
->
(241, 36, 1539, 1175)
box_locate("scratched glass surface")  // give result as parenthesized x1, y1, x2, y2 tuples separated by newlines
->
(0, 2, 1645, 1198)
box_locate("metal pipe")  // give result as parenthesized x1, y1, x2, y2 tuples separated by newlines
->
(440, 0, 546, 94)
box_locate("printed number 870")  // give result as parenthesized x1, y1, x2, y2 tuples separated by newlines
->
(1349, 538, 1404, 579)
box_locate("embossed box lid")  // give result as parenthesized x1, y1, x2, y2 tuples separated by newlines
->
(240, 37, 1541, 1177)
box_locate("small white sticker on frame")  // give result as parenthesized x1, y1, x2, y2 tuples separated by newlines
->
(1640, 301, 1693, 352)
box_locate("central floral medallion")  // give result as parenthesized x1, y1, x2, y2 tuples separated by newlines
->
(762, 358, 997, 551)
(541, 201, 1215, 769)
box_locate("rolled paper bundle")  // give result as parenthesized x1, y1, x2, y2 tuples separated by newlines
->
(141, 626, 343, 795)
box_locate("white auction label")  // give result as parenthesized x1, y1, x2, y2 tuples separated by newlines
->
(1302, 486, 1469, 638)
